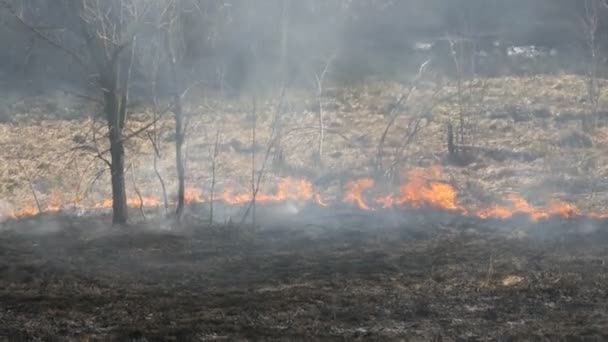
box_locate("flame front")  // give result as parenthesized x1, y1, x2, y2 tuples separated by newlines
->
(185, 189, 204, 204)
(394, 167, 464, 211)
(4, 166, 608, 222)
(356, 166, 464, 212)
(220, 178, 317, 205)
(344, 178, 375, 210)
(477, 194, 585, 222)
(48, 192, 62, 212)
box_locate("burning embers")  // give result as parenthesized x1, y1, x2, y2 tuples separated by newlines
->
(2, 166, 607, 222)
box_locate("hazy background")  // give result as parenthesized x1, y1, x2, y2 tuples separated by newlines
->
(1, 0, 605, 100)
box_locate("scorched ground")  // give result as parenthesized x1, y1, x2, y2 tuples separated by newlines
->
(0, 212, 607, 341)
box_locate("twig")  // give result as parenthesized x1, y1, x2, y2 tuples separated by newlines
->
(72, 154, 99, 208)
(313, 53, 336, 164)
(148, 39, 169, 213)
(209, 127, 222, 225)
(83, 168, 107, 203)
(448, 37, 467, 144)
(72, 117, 112, 168)
(17, 160, 42, 214)
(239, 84, 288, 226)
(129, 163, 146, 222)
(250, 96, 258, 227)
(146, 130, 168, 212)
(375, 60, 428, 171)
(97, 114, 167, 156)
(61, 89, 103, 105)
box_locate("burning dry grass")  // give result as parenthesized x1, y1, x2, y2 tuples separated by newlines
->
(2, 74, 608, 222)
(3, 164, 607, 223)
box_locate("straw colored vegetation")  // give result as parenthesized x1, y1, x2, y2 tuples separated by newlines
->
(2, 73, 608, 217)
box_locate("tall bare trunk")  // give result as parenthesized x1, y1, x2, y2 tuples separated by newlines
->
(105, 91, 128, 224)
(174, 94, 185, 221)
(110, 132, 128, 224)
(317, 95, 324, 164)
(280, 0, 290, 80)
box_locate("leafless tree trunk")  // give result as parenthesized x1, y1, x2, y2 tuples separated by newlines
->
(161, 1, 188, 222)
(103, 64, 131, 224)
(251, 96, 258, 227)
(149, 95, 169, 213)
(280, 0, 290, 81)
(209, 127, 221, 224)
(582, 0, 603, 132)
(173, 91, 186, 222)
(78, 0, 149, 224)
(163, 1, 204, 223)
(313, 54, 334, 165)
(448, 37, 467, 145)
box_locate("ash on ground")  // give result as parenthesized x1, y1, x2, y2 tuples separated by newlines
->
(0, 210, 607, 341)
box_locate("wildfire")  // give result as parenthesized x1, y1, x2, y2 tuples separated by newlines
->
(393, 167, 464, 211)
(185, 189, 204, 204)
(48, 192, 62, 212)
(314, 194, 328, 207)
(344, 166, 464, 212)
(477, 194, 585, 222)
(344, 178, 375, 210)
(3, 166, 608, 222)
(219, 177, 321, 206)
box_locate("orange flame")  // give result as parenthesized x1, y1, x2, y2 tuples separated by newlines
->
(5, 167, 608, 222)
(126, 196, 161, 208)
(394, 167, 463, 211)
(369, 166, 464, 212)
(219, 178, 319, 205)
(185, 189, 204, 204)
(48, 192, 62, 212)
(344, 178, 375, 210)
(10, 206, 40, 219)
(314, 194, 328, 207)
(476, 194, 585, 222)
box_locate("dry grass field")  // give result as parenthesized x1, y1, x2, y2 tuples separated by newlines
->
(2, 74, 608, 217)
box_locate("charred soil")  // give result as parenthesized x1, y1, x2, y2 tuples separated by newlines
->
(1, 214, 608, 341)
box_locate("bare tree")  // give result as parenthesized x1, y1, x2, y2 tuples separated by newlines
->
(2, 0, 168, 224)
(161, 0, 203, 223)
